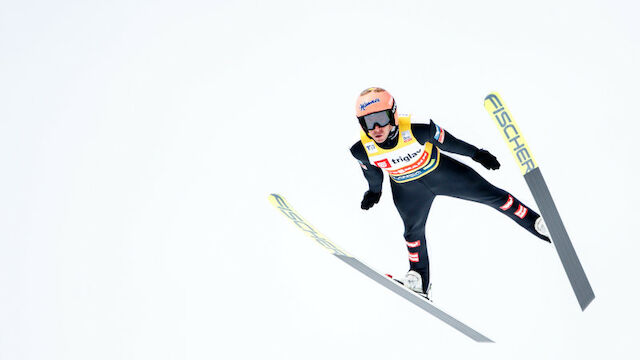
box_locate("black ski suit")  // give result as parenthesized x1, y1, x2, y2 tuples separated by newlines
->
(350, 120, 549, 290)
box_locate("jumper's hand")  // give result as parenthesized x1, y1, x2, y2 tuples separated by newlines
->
(361, 191, 381, 210)
(472, 149, 500, 170)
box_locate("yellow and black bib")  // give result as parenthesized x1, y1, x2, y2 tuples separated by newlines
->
(360, 115, 440, 183)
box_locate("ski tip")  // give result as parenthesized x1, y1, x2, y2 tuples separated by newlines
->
(268, 193, 288, 209)
(484, 91, 501, 102)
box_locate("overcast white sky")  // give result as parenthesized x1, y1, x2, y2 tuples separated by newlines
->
(1, 0, 639, 359)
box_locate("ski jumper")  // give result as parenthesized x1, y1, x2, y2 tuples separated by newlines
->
(350, 115, 548, 289)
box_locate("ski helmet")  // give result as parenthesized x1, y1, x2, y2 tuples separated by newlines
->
(355, 87, 398, 133)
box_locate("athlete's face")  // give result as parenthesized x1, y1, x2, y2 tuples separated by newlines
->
(368, 124, 392, 143)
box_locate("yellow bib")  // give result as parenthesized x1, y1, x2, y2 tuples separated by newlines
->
(360, 115, 440, 183)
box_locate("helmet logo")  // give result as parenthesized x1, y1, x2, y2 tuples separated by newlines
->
(360, 98, 380, 111)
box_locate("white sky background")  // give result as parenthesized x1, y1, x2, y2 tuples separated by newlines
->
(1, 0, 639, 358)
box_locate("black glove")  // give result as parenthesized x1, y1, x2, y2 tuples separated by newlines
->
(360, 191, 381, 210)
(472, 149, 500, 170)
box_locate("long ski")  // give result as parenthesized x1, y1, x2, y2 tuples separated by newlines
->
(483, 92, 595, 311)
(268, 193, 493, 342)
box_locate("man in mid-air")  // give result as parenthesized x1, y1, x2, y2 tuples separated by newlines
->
(349, 87, 550, 298)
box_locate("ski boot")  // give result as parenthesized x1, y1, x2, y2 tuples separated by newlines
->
(387, 270, 432, 301)
(535, 216, 551, 242)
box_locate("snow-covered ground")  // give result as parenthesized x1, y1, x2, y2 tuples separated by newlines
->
(1, 0, 638, 359)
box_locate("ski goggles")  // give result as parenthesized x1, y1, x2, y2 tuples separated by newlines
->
(358, 110, 394, 131)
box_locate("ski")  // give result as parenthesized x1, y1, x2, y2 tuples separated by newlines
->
(483, 92, 595, 311)
(268, 193, 493, 342)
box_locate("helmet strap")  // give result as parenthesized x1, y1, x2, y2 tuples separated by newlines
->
(377, 125, 399, 150)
